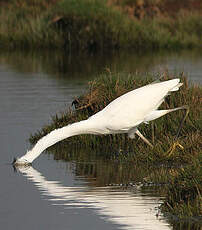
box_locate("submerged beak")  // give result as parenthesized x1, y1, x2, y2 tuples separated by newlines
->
(12, 157, 32, 166)
(12, 157, 17, 165)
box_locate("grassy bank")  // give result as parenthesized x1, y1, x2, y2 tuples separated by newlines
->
(161, 159, 201, 219)
(0, 0, 202, 50)
(29, 72, 201, 219)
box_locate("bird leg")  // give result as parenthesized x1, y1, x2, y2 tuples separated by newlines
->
(135, 129, 154, 148)
(167, 105, 189, 156)
(128, 127, 153, 148)
(175, 105, 189, 140)
(151, 122, 155, 144)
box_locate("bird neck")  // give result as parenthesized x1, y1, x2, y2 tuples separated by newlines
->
(21, 119, 98, 163)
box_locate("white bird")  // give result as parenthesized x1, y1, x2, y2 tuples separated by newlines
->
(14, 78, 187, 165)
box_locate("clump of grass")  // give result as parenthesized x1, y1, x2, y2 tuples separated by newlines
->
(161, 156, 202, 219)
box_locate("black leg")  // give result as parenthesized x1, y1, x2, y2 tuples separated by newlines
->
(167, 105, 189, 156)
(151, 122, 155, 144)
(175, 105, 189, 140)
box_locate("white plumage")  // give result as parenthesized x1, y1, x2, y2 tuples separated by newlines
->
(14, 78, 185, 165)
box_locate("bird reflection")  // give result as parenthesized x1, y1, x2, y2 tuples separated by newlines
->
(16, 166, 170, 230)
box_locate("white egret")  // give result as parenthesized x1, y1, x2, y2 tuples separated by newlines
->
(13, 78, 187, 165)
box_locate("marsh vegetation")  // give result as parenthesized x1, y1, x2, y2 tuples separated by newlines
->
(0, 0, 202, 51)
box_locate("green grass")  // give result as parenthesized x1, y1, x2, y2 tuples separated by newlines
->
(161, 157, 202, 218)
(0, 6, 60, 49)
(0, 0, 202, 50)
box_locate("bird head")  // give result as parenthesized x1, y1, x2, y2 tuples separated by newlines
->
(12, 157, 31, 166)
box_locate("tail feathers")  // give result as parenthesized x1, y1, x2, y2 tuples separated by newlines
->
(170, 83, 183, 92)
(144, 106, 187, 122)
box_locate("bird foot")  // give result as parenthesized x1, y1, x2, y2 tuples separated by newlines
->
(167, 141, 184, 156)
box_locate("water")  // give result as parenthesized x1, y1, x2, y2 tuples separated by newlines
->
(0, 49, 201, 230)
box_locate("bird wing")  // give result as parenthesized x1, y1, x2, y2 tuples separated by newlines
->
(93, 79, 182, 131)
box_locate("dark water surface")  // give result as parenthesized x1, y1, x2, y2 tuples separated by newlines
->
(0, 50, 201, 230)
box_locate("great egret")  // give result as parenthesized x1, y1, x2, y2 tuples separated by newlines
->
(13, 78, 187, 165)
